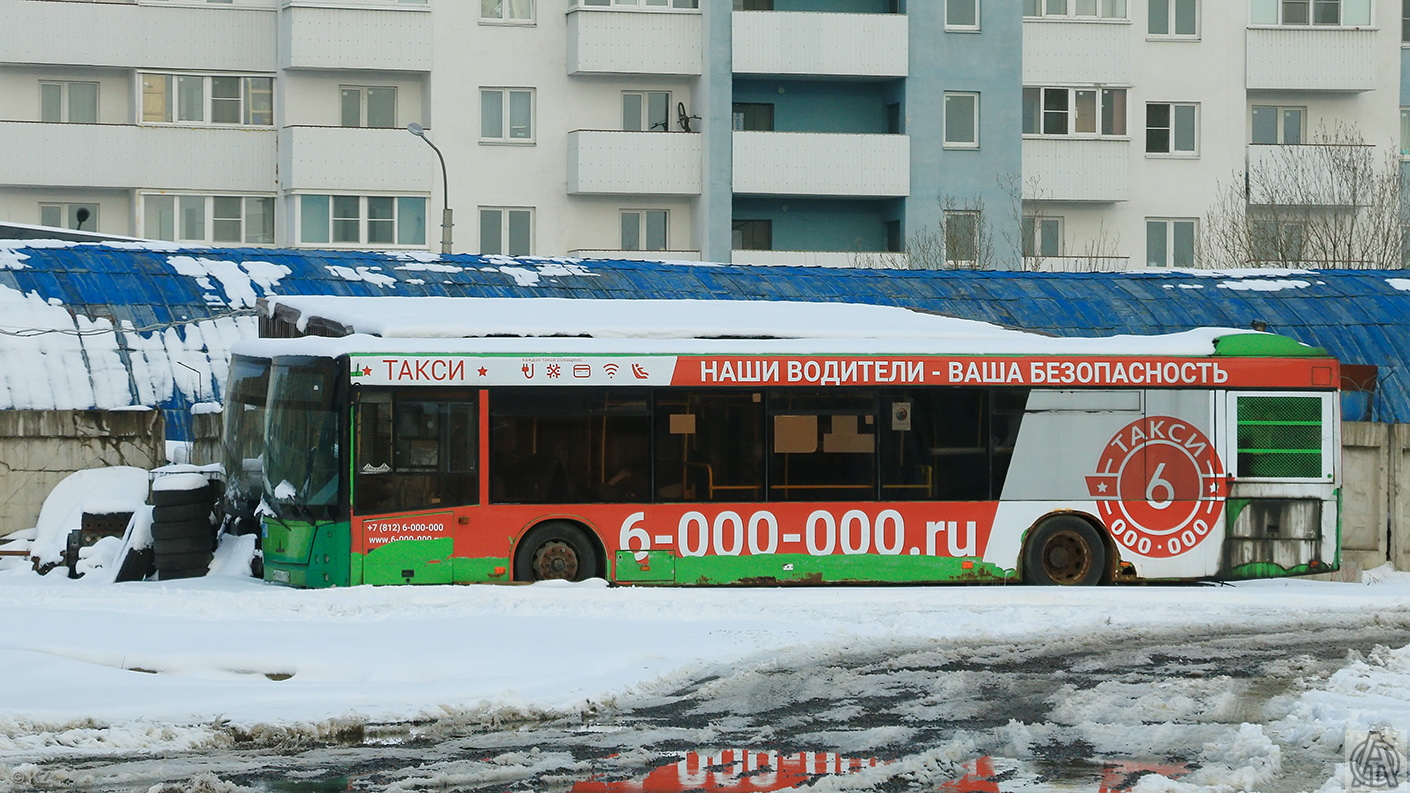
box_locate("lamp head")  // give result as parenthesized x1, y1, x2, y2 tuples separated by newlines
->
(407, 122, 425, 138)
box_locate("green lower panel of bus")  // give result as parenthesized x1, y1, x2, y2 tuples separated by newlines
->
(615, 550, 1013, 585)
(1221, 561, 1333, 580)
(354, 540, 511, 585)
(262, 518, 351, 588)
(359, 538, 455, 585)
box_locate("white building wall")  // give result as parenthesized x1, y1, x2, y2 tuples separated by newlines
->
(438, 3, 703, 257)
(1029, 0, 1401, 270)
(0, 67, 131, 125)
(280, 72, 427, 128)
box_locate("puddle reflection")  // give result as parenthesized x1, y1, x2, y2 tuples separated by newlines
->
(574, 751, 1191, 792)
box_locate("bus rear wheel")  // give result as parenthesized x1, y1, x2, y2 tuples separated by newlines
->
(1022, 517, 1106, 586)
(515, 522, 599, 582)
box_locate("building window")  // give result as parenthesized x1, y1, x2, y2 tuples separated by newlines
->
(340, 86, 397, 128)
(732, 103, 774, 132)
(481, 0, 534, 23)
(1146, 218, 1196, 267)
(480, 207, 533, 255)
(732, 219, 772, 250)
(732, 0, 771, 8)
(1403, 0, 1409, 40)
(1250, 219, 1306, 262)
(1023, 0, 1127, 19)
(1149, 0, 1198, 36)
(1023, 87, 1126, 137)
(142, 194, 275, 245)
(40, 82, 98, 124)
(943, 211, 981, 266)
(1146, 103, 1198, 155)
(946, 0, 979, 29)
(1022, 216, 1063, 257)
(480, 88, 534, 142)
(621, 210, 668, 251)
(1401, 107, 1410, 156)
(1251, 106, 1304, 144)
(39, 203, 98, 231)
(624, 91, 671, 131)
(300, 195, 427, 246)
(1250, 0, 1370, 26)
(943, 93, 980, 149)
(141, 73, 272, 126)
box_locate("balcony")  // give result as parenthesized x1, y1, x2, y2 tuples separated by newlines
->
(1246, 28, 1376, 91)
(1022, 18, 1130, 85)
(733, 12, 907, 78)
(2, 0, 274, 71)
(1021, 138, 1130, 202)
(568, 131, 702, 196)
(570, 249, 703, 262)
(733, 132, 909, 197)
(567, 8, 701, 76)
(280, 126, 430, 193)
(1022, 255, 1131, 272)
(732, 250, 908, 268)
(279, 2, 431, 71)
(1246, 143, 1373, 206)
(0, 121, 275, 192)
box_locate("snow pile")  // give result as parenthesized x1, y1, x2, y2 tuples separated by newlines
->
(28, 467, 149, 566)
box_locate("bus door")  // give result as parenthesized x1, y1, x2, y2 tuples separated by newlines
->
(1218, 390, 1339, 578)
(353, 389, 478, 585)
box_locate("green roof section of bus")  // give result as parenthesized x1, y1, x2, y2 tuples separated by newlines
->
(1213, 333, 1330, 358)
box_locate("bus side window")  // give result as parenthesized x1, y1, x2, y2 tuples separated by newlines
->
(881, 390, 987, 501)
(654, 391, 764, 502)
(354, 392, 477, 515)
(490, 389, 649, 505)
(769, 390, 877, 502)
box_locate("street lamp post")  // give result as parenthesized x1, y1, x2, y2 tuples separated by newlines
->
(407, 122, 452, 254)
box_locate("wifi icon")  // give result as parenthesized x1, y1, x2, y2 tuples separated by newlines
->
(603, 363, 620, 378)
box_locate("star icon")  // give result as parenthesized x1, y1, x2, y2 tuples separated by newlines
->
(361, 366, 371, 376)
(477, 367, 488, 377)
(1096, 482, 1108, 493)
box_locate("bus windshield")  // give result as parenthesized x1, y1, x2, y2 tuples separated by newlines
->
(220, 353, 270, 527)
(263, 356, 344, 523)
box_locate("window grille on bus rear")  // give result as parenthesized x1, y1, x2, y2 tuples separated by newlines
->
(1235, 396, 1323, 479)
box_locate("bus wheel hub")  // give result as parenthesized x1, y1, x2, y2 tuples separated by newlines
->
(534, 541, 579, 580)
(1044, 532, 1089, 582)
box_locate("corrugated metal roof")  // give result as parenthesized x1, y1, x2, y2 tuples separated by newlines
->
(0, 244, 1403, 437)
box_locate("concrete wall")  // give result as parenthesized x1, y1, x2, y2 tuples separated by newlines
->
(0, 410, 164, 538)
(1334, 422, 1410, 580)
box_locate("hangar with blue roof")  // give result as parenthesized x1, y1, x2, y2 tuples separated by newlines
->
(0, 243, 1401, 437)
(0, 240, 1405, 572)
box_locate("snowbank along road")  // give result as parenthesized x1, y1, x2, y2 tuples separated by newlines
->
(14, 610, 1410, 793)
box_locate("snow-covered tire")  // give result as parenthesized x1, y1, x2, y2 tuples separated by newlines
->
(154, 550, 213, 572)
(114, 546, 154, 583)
(153, 535, 214, 555)
(151, 519, 214, 541)
(152, 502, 213, 523)
(157, 566, 209, 581)
(152, 485, 212, 508)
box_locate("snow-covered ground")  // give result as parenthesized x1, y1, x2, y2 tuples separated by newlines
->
(3, 554, 1410, 791)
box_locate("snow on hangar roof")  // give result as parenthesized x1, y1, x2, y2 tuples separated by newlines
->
(251, 296, 1253, 358)
(0, 241, 1400, 435)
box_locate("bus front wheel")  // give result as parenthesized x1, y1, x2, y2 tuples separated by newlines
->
(515, 522, 599, 582)
(1022, 517, 1106, 586)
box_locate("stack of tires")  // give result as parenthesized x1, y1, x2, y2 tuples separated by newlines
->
(150, 473, 218, 580)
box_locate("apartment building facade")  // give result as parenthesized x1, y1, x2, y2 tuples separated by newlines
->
(0, 0, 1401, 270)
